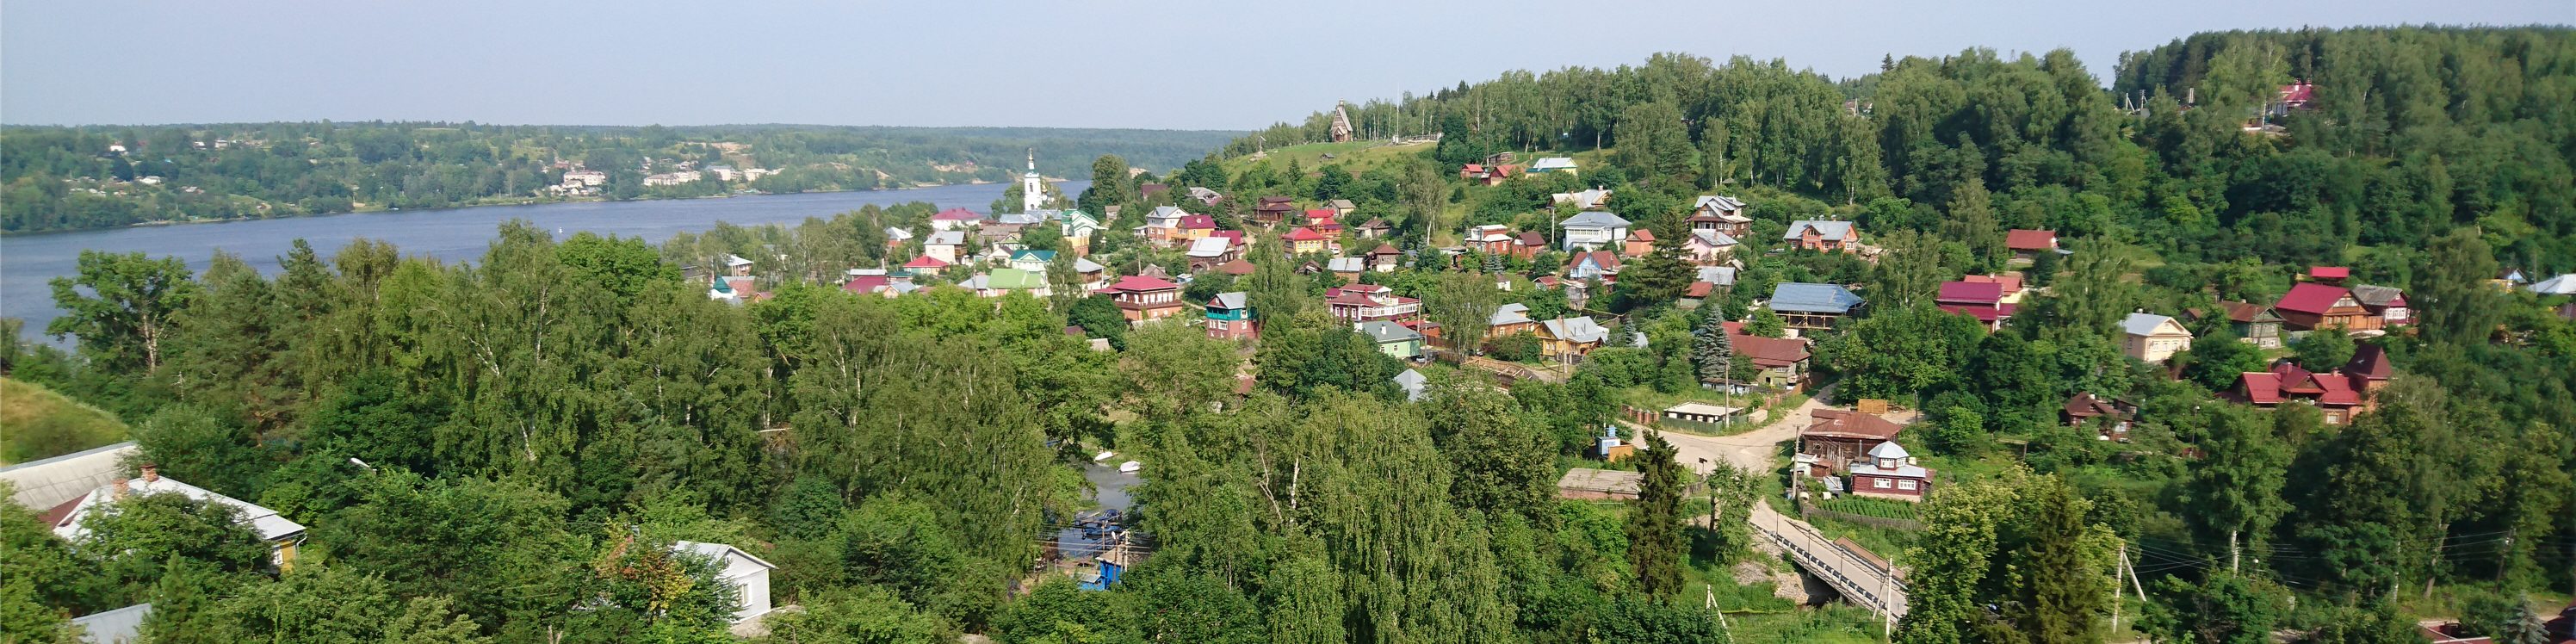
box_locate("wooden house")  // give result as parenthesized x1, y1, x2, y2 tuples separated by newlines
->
(2005, 229, 2058, 263)
(1253, 197, 1296, 227)
(1766, 282, 1865, 330)
(1783, 220, 1861, 252)
(2274, 282, 2377, 332)
(1106, 276, 1185, 325)
(1535, 317, 1609, 364)
(1688, 195, 1752, 239)
(1848, 442, 1934, 501)
(2063, 393, 2137, 442)
(1799, 409, 1903, 469)
(1205, 292, 1257, 341)
(2217, 300, 2285, 349)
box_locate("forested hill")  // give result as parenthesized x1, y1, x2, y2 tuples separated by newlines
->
(1225, 26, 2576, 274)
(0, 123, 1241, 233)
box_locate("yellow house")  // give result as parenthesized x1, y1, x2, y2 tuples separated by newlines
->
(2120, 313, 2193, 363)
(1284, 227, 1334, 255)
(1536, 316, 1610, 364)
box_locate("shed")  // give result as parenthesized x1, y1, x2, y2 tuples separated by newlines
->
(1661, 402, 1745, 431)
(70, 604, 151, 644)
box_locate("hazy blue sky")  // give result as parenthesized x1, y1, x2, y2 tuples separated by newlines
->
(4, 1, 2566, 130)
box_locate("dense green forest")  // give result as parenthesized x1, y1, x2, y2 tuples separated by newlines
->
(0, 123, 1240, 233)
(4, 25, 2573, 644)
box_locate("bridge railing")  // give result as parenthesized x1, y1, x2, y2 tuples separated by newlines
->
(1753, 502, 1908, 618)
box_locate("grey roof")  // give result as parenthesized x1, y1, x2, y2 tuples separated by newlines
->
(1358, 320, 1424, 344)
(723, 254, 754, 267)
(1696, 266, 1737, 287)
(1073, 257, 1105, 273)
(1783, 220, 1855, 241)
(56, 476, 305, 543)
(2530, 273, 2576, 295)
(1558, 210, 1630, 229)
(2121, 312, 2181, 337)
(885, 226, 914, 240)
(2349, 284, 2406, 307)
(0, 441, 137, 511)
(1326, 257, 1365, 272)
(1187, 237, 1232, 257)
(1328, 199, 1357, 210)
(1532, 157, 1578, 170)
(1694, 195, 1746, 212)
(1148, 205, 1186, 220)
(1541, 317, 1609, 344)
(1850, 442, 1931, 478)
(926, 231, 966, 245)
(1393, 368, 1427, 401)
(1489, 302, 1533, 326)
(996, 212, 1046, 226)
(1212, 292, 1248, 309)
(71, 604, 151, 644)
(1767, 282, 1863, 313)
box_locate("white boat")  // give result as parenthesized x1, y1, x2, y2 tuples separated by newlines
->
(1093, 450, 1116, 462)
(1118, 461, 1142, 474)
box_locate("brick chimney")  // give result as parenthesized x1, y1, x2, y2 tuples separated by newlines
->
(111, 479, 128, 499)
(139, 463, 159, 484)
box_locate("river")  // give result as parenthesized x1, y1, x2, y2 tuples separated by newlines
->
(0, 181, 1087, 344)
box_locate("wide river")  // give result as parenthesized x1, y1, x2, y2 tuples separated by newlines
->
(1, 181, 1087, 344)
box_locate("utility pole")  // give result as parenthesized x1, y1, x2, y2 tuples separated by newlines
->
(2111, 542, 2127, 635)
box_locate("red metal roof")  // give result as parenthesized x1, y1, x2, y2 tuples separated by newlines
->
(2004, 229, 2057, 251)
(1179, 214, 1217, 230)
(2274, 282, 2351, 315)
(1283, 227, 1331, 241)
(842, 276, 889, 293)
(2309, 266, 2350, 280)
(2238, 372, 2284, 405)
(1935, 281, 2003, 304)
(1304, 208, 1335, 219)
(932, 207, 982, 220)
(901, 255, 949, 269)
(1629, 228, 1654, 242)
(1216, 259, 1257, 275)
(1108, 276, 1179, 293)
(1685, 282, 1714, 298)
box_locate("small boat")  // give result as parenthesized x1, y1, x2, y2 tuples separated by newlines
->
(1093, 450, 1116, 462)
(1118, 461, 1142, 474)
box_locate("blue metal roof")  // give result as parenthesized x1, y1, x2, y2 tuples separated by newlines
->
(1768, 282, 1863, 313)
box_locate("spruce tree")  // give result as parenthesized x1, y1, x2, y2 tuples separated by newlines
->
(1693, 309, 1732, 385)
(1628, 432, 1686, 596)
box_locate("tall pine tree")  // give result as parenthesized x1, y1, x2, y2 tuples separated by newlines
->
(1693, 309, 1733, 385)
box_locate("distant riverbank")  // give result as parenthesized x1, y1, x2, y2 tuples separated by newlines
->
(2, 180, 1089, 344)
(3, 182, 1014, 238)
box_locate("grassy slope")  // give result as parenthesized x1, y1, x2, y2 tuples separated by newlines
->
(0, 378, 128, 466)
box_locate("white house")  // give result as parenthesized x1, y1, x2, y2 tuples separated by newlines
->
(924, 231, 967, 264)
(1557, 211, 1631, 251)
(1059, 210, 1104, 240)
(53, 465, 307, 570)
(671, 541, 777, 625)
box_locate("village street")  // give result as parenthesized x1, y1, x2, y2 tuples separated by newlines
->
(1638, 385, 1834, 475)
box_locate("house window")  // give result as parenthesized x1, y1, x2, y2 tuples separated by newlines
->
(1897, 480, 1917, 491)
(1873, 478, 1892, 489)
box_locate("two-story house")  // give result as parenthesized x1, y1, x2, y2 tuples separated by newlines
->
(1688, 195, 1753, 239)
(1684, 230, 1737, 265)
(1782, 220, 1861, 252)
(1205, 292, 1256, 341)
(1284, 226, 1336, 255)
(2274, 282, 2377, 332)
(2005, 229, 2059, 263)
(1535, 316, 1610, 363)
(1325, 284, 1421, 324)
(1935, 280, 2016, 330)
(1107, 276, 1185, 325)
(1557, 211, 1632, 251)
(2120, 312, 2193, 363)
(1564, 251, 1621, 283)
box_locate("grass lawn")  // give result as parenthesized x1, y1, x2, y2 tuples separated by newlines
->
(0, 378, 128, 466)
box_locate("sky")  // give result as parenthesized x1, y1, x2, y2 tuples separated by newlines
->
(4, 1, 2567, 131)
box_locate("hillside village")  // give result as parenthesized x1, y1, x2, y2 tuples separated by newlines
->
(6, 28, 2576, 644)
